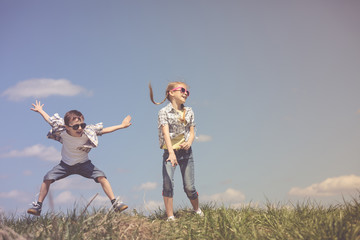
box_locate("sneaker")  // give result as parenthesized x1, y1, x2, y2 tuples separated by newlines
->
(113, 201, 128, 213)
(167, 216, 176, 221)
(195, 208, 204, 217)
(27, 202, 42, 216)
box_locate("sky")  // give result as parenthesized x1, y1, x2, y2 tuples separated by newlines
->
(1, 0, 360, 216)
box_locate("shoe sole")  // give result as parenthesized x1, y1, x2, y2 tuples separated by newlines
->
(27, 209, 41, 216)
(115, 205, 128, 213)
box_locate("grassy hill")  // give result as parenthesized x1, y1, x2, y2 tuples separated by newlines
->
(1, 197, 360, 239)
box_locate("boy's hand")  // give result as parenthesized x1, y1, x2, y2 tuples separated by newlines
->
(121, 115, 132, 128)
(30, 100, 51, 123)
(30, 100, 44, 113)
(101, 115, 132, 134)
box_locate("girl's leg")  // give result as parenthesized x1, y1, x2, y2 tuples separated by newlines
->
(97, 176, 115, 200)
(163, 196, 174, 218)
(179, 149, 200, 211)
(190, 197, 199, 211)
(162, 151, 176, 218)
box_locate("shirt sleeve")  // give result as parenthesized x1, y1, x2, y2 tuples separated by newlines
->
(90, 122, 104, 136)
(158, 109, 168, 128)
(47, 113, 65, 142)
(83, 123, 103, 148)
(187, 108, 196, 127)
(48, 113, 65, 128)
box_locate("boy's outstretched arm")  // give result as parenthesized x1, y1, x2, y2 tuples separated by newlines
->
(101, 115, 132, 135)
(30, 100, 51, 124)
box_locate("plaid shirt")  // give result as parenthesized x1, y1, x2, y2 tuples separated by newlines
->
(47, 113, 103, 153)
(158, 103, 196, 148)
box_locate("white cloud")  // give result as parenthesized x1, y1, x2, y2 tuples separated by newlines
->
(135, 182, 158, 191)
(0, 144, 60, 162)
(195, 134, 212, 142)
(0, 190, 24, 198)
(55, 191, 77, 204)
(0, 190, 31, 202)
(1, 78, 92, 101)
(289, 174, 360, 197)
(202, 188, 246, 206)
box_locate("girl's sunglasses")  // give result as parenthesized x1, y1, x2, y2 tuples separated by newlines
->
(68, 123, 86, 130)
(171, 87, 190, 96)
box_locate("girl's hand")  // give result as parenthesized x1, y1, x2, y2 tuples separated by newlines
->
(30, 100, 44, 113)
(180, 141, 192, 150)
(167, 153, 178, 167)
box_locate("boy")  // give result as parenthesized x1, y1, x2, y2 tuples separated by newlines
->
(27, 100, 132, 216)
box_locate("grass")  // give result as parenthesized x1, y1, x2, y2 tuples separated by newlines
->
(1, 196, 360, 240)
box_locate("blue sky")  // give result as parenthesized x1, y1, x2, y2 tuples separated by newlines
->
(1, 0, 360, 215)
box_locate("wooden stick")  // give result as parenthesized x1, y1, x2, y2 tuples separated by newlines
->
(81, 193, 99, 216)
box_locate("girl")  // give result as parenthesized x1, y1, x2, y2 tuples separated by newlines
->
(149, 82, 203, 221)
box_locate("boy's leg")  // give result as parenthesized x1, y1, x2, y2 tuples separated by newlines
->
(80, 160, 115, 200)
(38, 180, 53, 202)
(27, 180, 53, 216)
(97, 176, 128, 212)
(79, 160, 111, 198)
(28, 161, 70, 216)
(97, 176, 115, 200)
(79, 160, 128, 212)
(40, 161, 71, 202)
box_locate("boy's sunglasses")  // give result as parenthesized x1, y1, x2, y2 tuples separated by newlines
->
(68, 123, 86, 130)
(171, 87, 190, 96)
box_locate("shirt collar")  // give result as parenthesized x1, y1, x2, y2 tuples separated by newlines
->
(164, 102, 187, 113)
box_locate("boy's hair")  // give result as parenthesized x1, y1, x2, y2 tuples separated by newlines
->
(149, 81, 188, 105)
(64, 110, 84, 126)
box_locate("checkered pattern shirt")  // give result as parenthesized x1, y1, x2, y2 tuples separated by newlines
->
(158, 103, 196, 148)
(47, 113, 104, 153)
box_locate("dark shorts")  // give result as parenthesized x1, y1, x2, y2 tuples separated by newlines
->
(43, 160, 106, 183)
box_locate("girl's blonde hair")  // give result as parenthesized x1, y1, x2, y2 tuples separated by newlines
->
(149, 81, 187, 105)
(149, 81, 188, 123)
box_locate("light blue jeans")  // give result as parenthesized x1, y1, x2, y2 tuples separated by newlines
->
(162, 148, 198, 200)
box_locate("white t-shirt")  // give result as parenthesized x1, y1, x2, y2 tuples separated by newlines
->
(60, 131, 89, 165)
